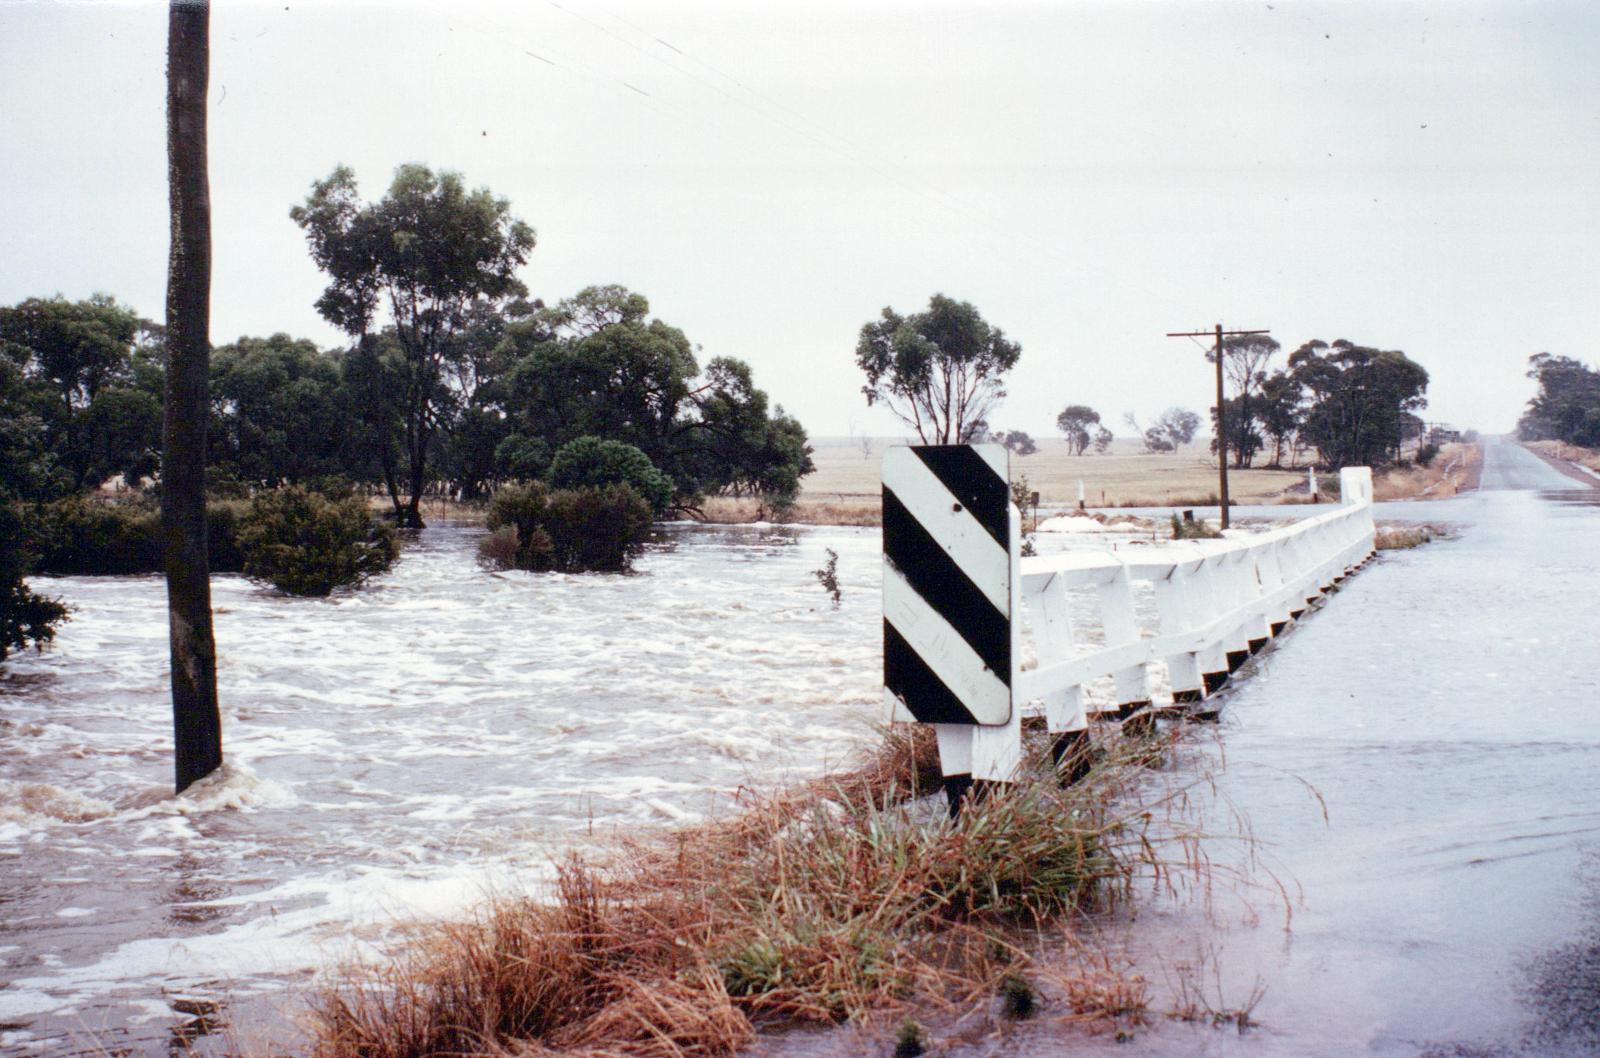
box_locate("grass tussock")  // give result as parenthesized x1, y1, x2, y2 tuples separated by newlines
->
(1374, 523, 1450, 550)
(1169, 514, 1222, 540)
(309, 726, 1201, 1058)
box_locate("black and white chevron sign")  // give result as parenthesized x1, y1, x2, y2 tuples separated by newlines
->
(882, 443, 1014, 727)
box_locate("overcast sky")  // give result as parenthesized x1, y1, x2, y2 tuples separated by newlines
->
(4, 0, 1597, 438)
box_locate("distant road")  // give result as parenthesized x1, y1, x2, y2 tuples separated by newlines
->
(1478, 439, 1590, 491)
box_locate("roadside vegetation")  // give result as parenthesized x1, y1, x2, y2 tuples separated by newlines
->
(1524, 439, 1600, 477)
(1375, 523, 1453, 550)
(1372, 441, 1483, 501)
(1170, 513, 1223, 540)
(1519, 353, 1600, 449)
(309, 724, 1220, 1058)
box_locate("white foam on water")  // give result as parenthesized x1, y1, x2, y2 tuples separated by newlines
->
(0, 523, 1199, 1052)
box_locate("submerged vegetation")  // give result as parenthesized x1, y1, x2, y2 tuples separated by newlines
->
(479, 481, 654, 574)
(309, 724, 1217, 1058)
(1374, 523, 1451, 550)
(237, 487, 399, 596)
(0, 502, 67, 662)
(1170, 513, 1224, 540)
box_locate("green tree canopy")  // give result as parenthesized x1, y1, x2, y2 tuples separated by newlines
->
(1255, 371, 1304, 467)
(548, 436, 673, 515)
(855, 294, 1022, 444)
(0, 295, 163, 491)
(1055, 404, 1101, 456)
(1289, 339, 1429, 467)
(291, 164, 536, 526)
(0, 294, 140, 413)
(494, 287, 813, 506)
(210, 334, 352, 487)
(1519, 353, 1600, 447)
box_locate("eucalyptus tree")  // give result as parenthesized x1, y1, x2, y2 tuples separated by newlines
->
(0, 295, 163, 490)
(1289, 339, 1429, 467)
(1055, 404, 1101, 455)
(1519, 353, 1600, 446)
(494, 286, 813, 506)
(1209, 334, 1281, 468)
(854, 294, 1022, 444)
(291, 163, 535, 526)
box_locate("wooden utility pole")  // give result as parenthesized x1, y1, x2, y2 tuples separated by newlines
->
(165, 0, 223, 793)
(1165, 324, 1271, 530)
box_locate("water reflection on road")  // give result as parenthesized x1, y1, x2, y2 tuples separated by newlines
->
(997, 448, 1600, 1057)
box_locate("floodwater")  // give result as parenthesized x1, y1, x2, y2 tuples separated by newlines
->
(5, 441, 1598, 1057)
(1, 523, 893, 1055)
(979, 441, 1600, 1058)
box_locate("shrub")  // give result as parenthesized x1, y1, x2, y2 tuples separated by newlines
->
(206, 499, 249, 573)
(548, 436, 674, 516)
(27, 496, 163, 575)
(27, 495, 248, 576)
(1, 501, 68, 662)
(482, 481, 652, 573)
(237, 486, 398, 596)
(1415, 442, 1440, 467)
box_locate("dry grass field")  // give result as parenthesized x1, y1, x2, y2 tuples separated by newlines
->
(793, 436, 1309, 518)
(1370, 441, 1482, 500)
(1526, 439, 1600, 475)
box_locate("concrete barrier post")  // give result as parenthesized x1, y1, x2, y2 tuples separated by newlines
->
(1097, 564, 1151, 720)
(1030, 575, 1088, 777)
(1190, 557, 1231, 694)
(1155, 563, 1204, 706)
(1220, 550, 1254, 674)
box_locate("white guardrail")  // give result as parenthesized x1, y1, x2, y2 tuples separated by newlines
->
(933, 466, 1377, 786)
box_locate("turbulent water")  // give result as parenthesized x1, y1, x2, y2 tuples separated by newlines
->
(1, 523, 892, 1056)
(6, 444, 1598, 1057)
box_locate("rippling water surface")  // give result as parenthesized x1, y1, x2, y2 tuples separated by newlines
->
(1, 523, 892, 1055)
(10, 446, 1598, 1058)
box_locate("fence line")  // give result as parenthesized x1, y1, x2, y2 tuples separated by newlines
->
(924, 466, 1377, 787)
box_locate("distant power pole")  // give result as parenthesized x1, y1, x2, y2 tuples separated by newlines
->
(1165, 323, 1271, 530)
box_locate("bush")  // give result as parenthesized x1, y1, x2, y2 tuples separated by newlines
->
(205, 499, 249, 572)
(1170, 513, 1222, 540)
(1415, 443, 1440, 467)
(548, 436, 674, 516)
(482, 481, 653, 573)
(237, 486, 398, 596)
(26, 495, 248, 576)
(1, 501, 68, 663)
(27, 496, 163, 575)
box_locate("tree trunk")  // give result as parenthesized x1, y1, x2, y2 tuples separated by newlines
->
(403, 429, 427, 529)
(163, 0, 222, 794)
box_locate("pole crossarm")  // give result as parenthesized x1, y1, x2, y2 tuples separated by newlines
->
(1164, 329, 1271, 338)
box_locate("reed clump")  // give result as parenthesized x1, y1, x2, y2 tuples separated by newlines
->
(1374, 523, 1450, 550)
(1169, 514, 1223, 540)
(309, 725, 1189, 1058)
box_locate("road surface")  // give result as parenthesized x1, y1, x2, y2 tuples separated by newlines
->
(1479, 438, 1592, 491)
(970, 441, 1600, 1057)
